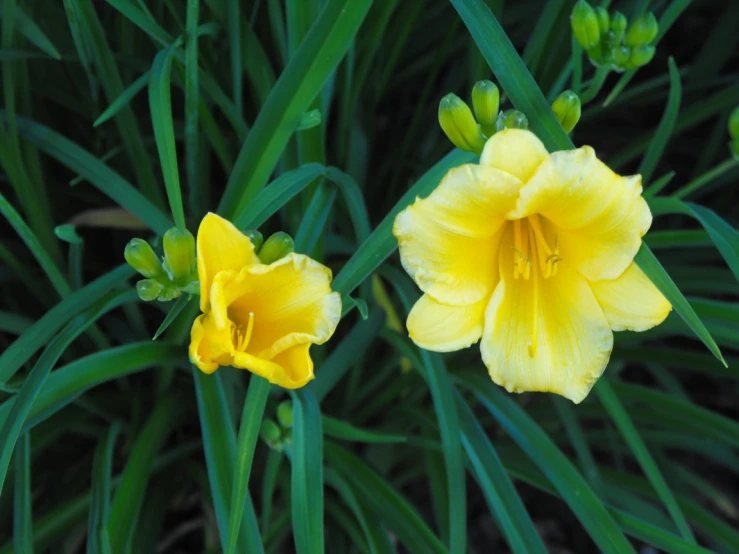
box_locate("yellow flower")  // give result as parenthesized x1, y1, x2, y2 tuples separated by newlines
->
(393, 129, 671, 403)
(189, 213, 341, 388)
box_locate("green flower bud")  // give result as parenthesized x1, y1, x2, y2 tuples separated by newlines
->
(163, 227, 196, 285)
(594, 7, 609, 35)
(624, 12, 658, 47)
(124, 238, 163, 279)
(260, 419, 282, 446)
(276, 400, 293, 428)
(244, 229, 264, 252)
(602, 29, 619, 49)
(496, 109, 529, 132)
(259, 232, 294, 264)
(471, 80, 499, 136)
(438, 93, 486, 153)
(551, 90, 581, 134)
(571, 0, 601, 50)
(730, 138, 739, 160)
(728, 107, 739, 139)
(610, 11, 627, 43)
(136, 279, 164, 302)
(158, 287, 181, 302)
(612, 46, 631, 69)
(625, 44, 655, 69)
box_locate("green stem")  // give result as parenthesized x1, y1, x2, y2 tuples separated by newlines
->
(580, 67, 610, 104)
(673, 158, 739, 199)
(225, 375, 271, 554)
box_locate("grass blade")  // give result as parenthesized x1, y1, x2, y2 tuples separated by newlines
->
(685, 202, 739, 283)
(152, 294, 193, 340)
(291, 389, 325, 554)
(87, 422, 122, 554)
(595, 379, 695, 542)
(149, 43, 186, 228)
(226, 375, 270, 554)
(218, 0, 373, 218)
(13, 432, 32, 554)
(185, 0, 201, 216)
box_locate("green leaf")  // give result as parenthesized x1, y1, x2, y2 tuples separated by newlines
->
(149, 43, 186, 228)
(634, 245, 726, 366)
(87, 422, 122, 554)
(685, 202, 739, 283)
(218, 0, 374, 218)
(459, 372, 636, 554)
(294, 184, 336, 253)
(226, 375, 270, 554)
(322, 416, 407, 444)
(595, 379, 695, 543)
(10, 7, 62, 59)
(13, 432, 32, 553)
(291, 389, 325, 554)
(638, 58, 681, 183)
(153, 294, 193, 340)
(93, 72, 148, 127)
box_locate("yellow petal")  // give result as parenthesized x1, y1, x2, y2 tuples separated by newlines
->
(510, 146, 651, 281)
(196, 212, 260, 311)
(393, 164, 521, 306)
(407, 293, 487, 352)
(210, 253, 341, 360)
(189, 313, 233, 374)
(591, 262, 671, 331)
(479, 129, 549, 182)
(232, 343, 314, 389)
(481, 231, 613, 403)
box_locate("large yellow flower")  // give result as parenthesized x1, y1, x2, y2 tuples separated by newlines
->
(393, 129, 671, 403)
(189, 213, 341, 388)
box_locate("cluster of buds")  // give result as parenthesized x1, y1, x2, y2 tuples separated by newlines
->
(571, 0, 658, 71)
(124, 227, 198, 302)
(260, 400, 294, 451)
(729, 107, 739, 159)
(245, 229, 295, 264)
(439, 80, 529, 154)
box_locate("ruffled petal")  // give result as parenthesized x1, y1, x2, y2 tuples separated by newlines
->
(189, 313, 234, 374)
(510, 146, 651, 281)
(591, 262, 672, 332)
(480, 231, 613, 403)
(479, 129, 549, 182)
(407, 293, 487, 352)
(393, 164, 521, 306)
(210, 253, 341, 359)
(196, 212, 260, 311)
(232, 343, 313, 389)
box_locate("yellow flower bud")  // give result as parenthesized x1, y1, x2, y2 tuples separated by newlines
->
(276, 400, 293, 428)
(551, 91, 581, 134)
(624, 12, 658, 47)
(571, 0, 601, 50)
(496, 110, 528, 132)
(471, 80, 499, 137)
(625, 44, 655, 69)
(124, 238, 163, 279)
(136, 279, 164, 302)
(163, 227, 196, 285)
(728, 107, 739, 140)
(259, 232, 294, 264)
(438, 93, 486, 153)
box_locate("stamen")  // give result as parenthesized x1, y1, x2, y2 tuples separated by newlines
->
(513, 219, 523, 279)
(231, 312, 255, 352)
(528, 257, 539, 357)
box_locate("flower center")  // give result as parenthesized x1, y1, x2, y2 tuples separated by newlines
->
(510, 215, 562, 358)
(230, 312, 255, 353)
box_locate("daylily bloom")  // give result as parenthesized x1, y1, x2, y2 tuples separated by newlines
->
(393, 129, 671, 403)
(189, 213, 341, 388)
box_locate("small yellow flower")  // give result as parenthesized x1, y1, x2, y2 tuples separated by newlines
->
(190, 213, 341, 388)
(393, 129, 671, 403)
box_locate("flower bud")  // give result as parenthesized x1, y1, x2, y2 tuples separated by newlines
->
(136, 279, 164, 302)
(496, 110, 529, 132)
(244, 229, 264, 252)
(163, 227, 196, 285)
(626, 44, 655, 69)
(259, 232, 294, 264)
(624, 12, 658, 47)
(610, 11, 627, 43)
(471, 80, 499, 136)
(594, 7, 609, 35)
(728, 107, 739, 139)
(438, 93, 486, 153)
(276, 400, 293, 428)
(125, 238, 163, 279)
(730, 138, 739, 160)
(571, 0, 601, 50)
(260, 419, 282, 446)
(158, 287, 181, 301)
(551, 91, 581, 134)
(612, 46, 631, 69)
